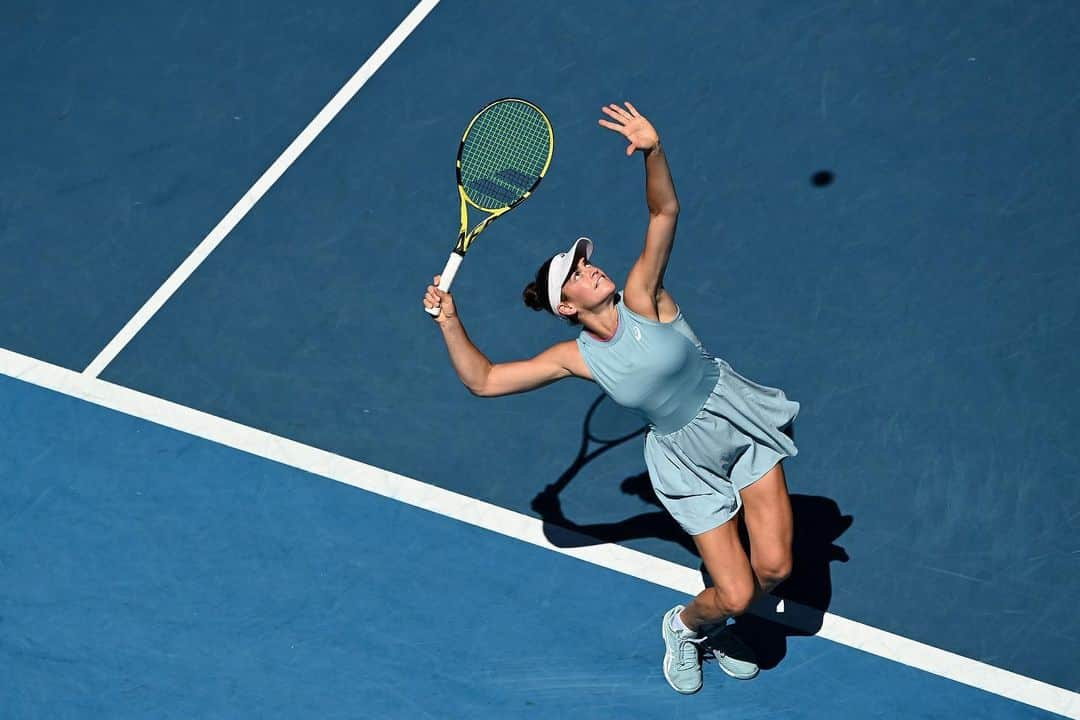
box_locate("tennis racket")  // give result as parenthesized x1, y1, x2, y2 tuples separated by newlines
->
(426, 97, 554, 316)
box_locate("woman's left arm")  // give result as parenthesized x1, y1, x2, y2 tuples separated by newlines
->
(598, 102, 679, 320)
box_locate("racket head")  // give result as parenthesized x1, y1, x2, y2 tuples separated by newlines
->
(457, 98, 554, 213)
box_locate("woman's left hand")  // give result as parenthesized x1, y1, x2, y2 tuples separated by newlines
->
(598, 102, 660, 156)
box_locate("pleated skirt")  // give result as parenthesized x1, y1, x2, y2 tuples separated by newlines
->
(643, 358, 800, 536)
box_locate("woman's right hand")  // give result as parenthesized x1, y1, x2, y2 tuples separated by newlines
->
(424, 275, 457, 323)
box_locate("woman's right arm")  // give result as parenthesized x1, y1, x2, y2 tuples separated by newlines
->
(425, 277, 591, 397)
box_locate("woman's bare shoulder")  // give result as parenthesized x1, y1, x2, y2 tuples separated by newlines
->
(548, 338, 593, 381)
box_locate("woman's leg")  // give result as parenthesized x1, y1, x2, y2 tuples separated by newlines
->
(678, 460, 794, 630)
(739, 461, 794, 592)
(661, 465, 793, 691)
(661, 514, 756, 693)
(679, 516, 757, 630)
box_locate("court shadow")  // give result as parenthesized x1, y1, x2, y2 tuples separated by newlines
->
(531, 393, 854, 670)
(529, 392, 695, 556)
(701, 493, 854, 670)
(531, 472, 698, 557)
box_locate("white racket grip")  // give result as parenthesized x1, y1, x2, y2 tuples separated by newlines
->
(425, 252, 464, 316)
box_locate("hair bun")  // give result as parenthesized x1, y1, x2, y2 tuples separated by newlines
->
(522, 281, 545, 312)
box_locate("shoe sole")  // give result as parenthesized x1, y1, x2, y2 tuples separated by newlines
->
(715, 658, 759, 681)
(661, 619, 702, 695)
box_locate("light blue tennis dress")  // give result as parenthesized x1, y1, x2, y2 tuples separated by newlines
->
(577, 297, 799, 535)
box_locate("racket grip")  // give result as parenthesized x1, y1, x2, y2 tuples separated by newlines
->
(425, 252, 464, 316)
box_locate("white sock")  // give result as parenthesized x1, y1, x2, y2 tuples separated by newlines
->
(670, 609, 696, 635)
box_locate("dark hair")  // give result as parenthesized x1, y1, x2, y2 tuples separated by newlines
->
(522, 257, 580, 325)
(522, 281, 548, 312)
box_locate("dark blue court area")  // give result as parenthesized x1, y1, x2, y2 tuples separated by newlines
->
(2, 1, 1079, 717)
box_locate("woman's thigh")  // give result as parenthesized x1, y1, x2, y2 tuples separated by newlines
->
(739, 461, 794, 578)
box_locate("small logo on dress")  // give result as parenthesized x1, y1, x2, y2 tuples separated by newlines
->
(631, 326, 643, 342)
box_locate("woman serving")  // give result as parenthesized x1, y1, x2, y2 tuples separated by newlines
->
(423, 102, 800, 695)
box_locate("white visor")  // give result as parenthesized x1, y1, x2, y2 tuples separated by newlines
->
(546, 237, 593, 315)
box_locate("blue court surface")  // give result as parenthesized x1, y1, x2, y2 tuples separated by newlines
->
(2, 1, 1079, 718)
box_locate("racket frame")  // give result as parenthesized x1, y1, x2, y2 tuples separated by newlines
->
(427, 98, 553, 316)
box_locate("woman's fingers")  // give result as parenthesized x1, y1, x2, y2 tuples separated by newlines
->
(600, 102, 641, 117)
(425, 275, 443, 311)
(600, 104, 629, 123)
(599, 102, 653, 156)
(424, 281, 442, 310)
(424, 279, 456, 317)
(600, 103, 644, 129)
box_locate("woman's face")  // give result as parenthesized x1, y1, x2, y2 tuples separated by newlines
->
(559, 255, 615, 316)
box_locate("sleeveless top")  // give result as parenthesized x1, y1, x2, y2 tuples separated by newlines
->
(576, 297, 720, 434)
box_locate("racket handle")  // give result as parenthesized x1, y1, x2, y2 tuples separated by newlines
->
(425, 252, 464, 316)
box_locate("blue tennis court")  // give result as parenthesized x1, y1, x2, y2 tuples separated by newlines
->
(2, 1, 1078, 717)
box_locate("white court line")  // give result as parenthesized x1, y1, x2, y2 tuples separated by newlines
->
(81, 0, 442, 379)
(2, 346, 1078, 718)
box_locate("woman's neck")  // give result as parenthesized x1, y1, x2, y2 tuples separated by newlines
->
(581, 298, 620, 341)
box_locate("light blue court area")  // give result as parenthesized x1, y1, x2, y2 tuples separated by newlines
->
(0, 375, 1063, 718)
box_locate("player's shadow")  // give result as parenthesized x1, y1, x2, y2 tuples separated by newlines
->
(531, 393, 854, 669)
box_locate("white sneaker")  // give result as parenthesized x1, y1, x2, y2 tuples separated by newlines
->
(661, 605, 705, 694)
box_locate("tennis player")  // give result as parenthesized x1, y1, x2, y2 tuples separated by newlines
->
(424, 102, 799, 695)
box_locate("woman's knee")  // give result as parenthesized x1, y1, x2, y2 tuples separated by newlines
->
(709, 579, 756, 617)
(752, 554, 793, 591)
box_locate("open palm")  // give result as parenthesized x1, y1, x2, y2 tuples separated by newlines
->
(598, 102, 660, 156)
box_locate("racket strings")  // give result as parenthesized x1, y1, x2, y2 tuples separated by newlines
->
(463, 119, 547, 200)
(460, 100, 551, 210)
(468, 105, 548, 173)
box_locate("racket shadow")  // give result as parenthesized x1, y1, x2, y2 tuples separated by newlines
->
(529, 393, 698, 557)
(530, 393, 854, 670)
